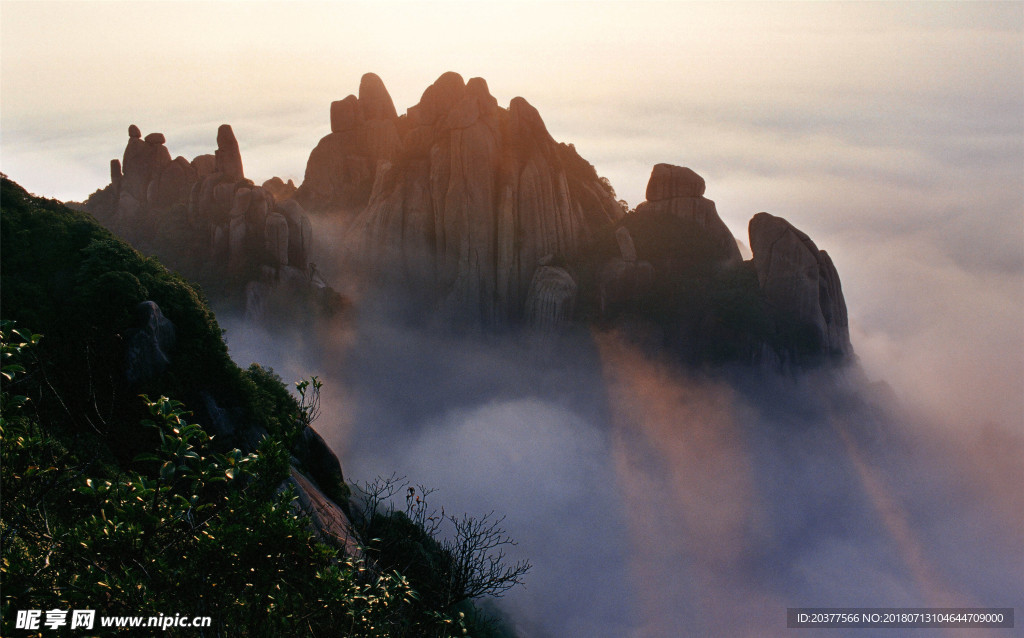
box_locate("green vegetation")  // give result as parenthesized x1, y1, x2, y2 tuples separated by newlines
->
(1, 176, 522, 636)
(2, 176, 243, 459)
(349, 477, 531, 615)
(1, 328, 426, 636)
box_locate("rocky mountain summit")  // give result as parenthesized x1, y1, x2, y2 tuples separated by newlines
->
(749, 212, 850, 357)
(293, 72, 848, 364)
(298, 72, 625, 324)
(84, 71, 850, 367)
(572, 162, 850, 366)
(85, 125, 342, 326)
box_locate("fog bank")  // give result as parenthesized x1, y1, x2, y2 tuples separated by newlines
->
(220, 290, 1023, 635)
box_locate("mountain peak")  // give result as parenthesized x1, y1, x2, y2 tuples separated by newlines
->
(82, 72, 852, 367)
(411, 71, 468, 125)
(645, 163, 706, 201)
(215, 124, 244, 181)
(357, 72, 398, 121)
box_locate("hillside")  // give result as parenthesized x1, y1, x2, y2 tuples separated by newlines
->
(1, 176, 521, 636)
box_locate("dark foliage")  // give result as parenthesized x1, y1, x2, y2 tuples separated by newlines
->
(2, 176, 524, 636)
(349, 477, 529, 635)
(1, 176, 271, 460)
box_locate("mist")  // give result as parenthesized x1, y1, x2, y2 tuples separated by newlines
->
(219, 254, 1023, 636)
(4, 1, 1021, 633)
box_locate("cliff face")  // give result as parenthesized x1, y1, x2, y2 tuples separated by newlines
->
(580, 164, 851, 366)
(637, 164, 741, 266)
(748, 212, 851, 358)
(83, 72, 852, 367)
(299, 72, 624, 324)
(85, 125, 342, 326)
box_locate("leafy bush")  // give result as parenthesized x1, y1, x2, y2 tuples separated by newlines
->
(0, 327, 431, 636)
(2, 177, 526, 635)
(1, 177, 248, 460)
(349, 476, 530, 636)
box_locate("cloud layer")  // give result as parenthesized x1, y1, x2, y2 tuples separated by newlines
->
(4, 5, 1019, 434)
(221, 302, 1023, 636)
(3, 3, 1021, 633)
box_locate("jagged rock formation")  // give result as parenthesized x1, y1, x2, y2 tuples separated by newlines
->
(297, 72, 402, 210)
(579, 164, 851, 366)
(748, 212, 851, 358)
(85, 125, 342, 325)
(83, 73, 852, 367)
(125, 301, 176, 385)
(299, 72, 624, 324)
(636, 163, 741, 266)
(97, 126, 189, 231)
(288, 469, 360, 555)
(293, 74, 850, 364)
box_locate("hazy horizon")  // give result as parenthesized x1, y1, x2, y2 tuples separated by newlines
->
(3, 2, 1023, 635)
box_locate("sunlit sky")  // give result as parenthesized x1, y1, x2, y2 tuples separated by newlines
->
(2, 1, 1023, 428)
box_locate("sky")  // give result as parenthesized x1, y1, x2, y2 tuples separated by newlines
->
(3, 2, 1023, 634)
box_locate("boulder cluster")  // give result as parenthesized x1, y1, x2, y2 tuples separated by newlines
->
(297, 72, 624, 325)
(86, 71, 851, 366)
(582, 163, 850, 364)
(104, 125, 187, 225)
(86, 125, 334, 324)
(748, 212, 850, 357)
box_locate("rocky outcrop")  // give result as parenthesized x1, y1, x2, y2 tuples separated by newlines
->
(86, 125, 201, 234)
(589, 165, 737, 320)
(85, 125, 343, 327)
(288, 468, 360, 555)
(301, 72, 624, 325)
(296, 76, 849, 363)
(113, 127, 174, 229)
(358, 71, 399, 121)
(298, 72, 402, 210)
(632, 164, 741, 267)
(645, 163, 705, 200)
(125, 301, 176, 385)
(524, 265, 578, 332)
(293, 425, 345, 497)
(215, 124, 245, 182)
(579, 165, 850, 366)
(748, 212, 851, 358)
